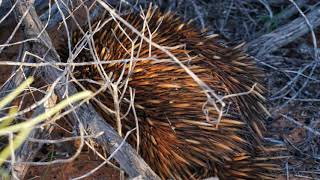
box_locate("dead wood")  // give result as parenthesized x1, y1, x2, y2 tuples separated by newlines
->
(8, 0, 160, 179)
(246, 5, 320, 58)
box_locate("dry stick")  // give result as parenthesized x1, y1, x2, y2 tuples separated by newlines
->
(0, 44, 32, 100)
(5, 0, 319, 60)
(272, 0, 306, 24)
(12, 0, 159, 179)
(9, 78, 60, 179)
(0, 0, 52, 28)
(3, 1, 319, 179)
(38, 0, 126, 30)
(0, 0, 118, 178)
(0, 2, 113, 177)
(281, 114, 320, 136)
(0, 25, 50, 180)
(1, 2, 59, 175)
(246, 5, 320, 58)
(0, 3, 51, 178)
(39, 0, 69, 29)
(11, 106, 52, 179)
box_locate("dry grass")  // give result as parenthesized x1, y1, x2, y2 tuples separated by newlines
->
(0, 0, 320, 179)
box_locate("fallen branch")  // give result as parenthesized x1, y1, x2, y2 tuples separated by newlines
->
(246, 5, 320, 58)
(0, 0, 49, 27)
(0, 3, 51, 179)
(10, 106, 51, 179)
(10, 0, 159, 179)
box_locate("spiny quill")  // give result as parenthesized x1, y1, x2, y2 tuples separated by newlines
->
(58, 7, 283, 180)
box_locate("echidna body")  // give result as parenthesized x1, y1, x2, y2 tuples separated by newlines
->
(59, 8, 279, 179)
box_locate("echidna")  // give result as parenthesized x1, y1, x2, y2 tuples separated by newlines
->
(58, 7, 281, 180)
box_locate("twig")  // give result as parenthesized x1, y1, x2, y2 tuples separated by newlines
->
(27, 132, 103, 143)
(271, 0, 306, 24)
(281, 114, 320, 136)
(11, 113, 51, 178)
(246, 5, 320, 58)
(12, 0, 160, 179)
(72, 128, 136, 180)
(289, 0, 318, 60)
(96, 0, 225, 117)
(258, 0, 273, 18)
